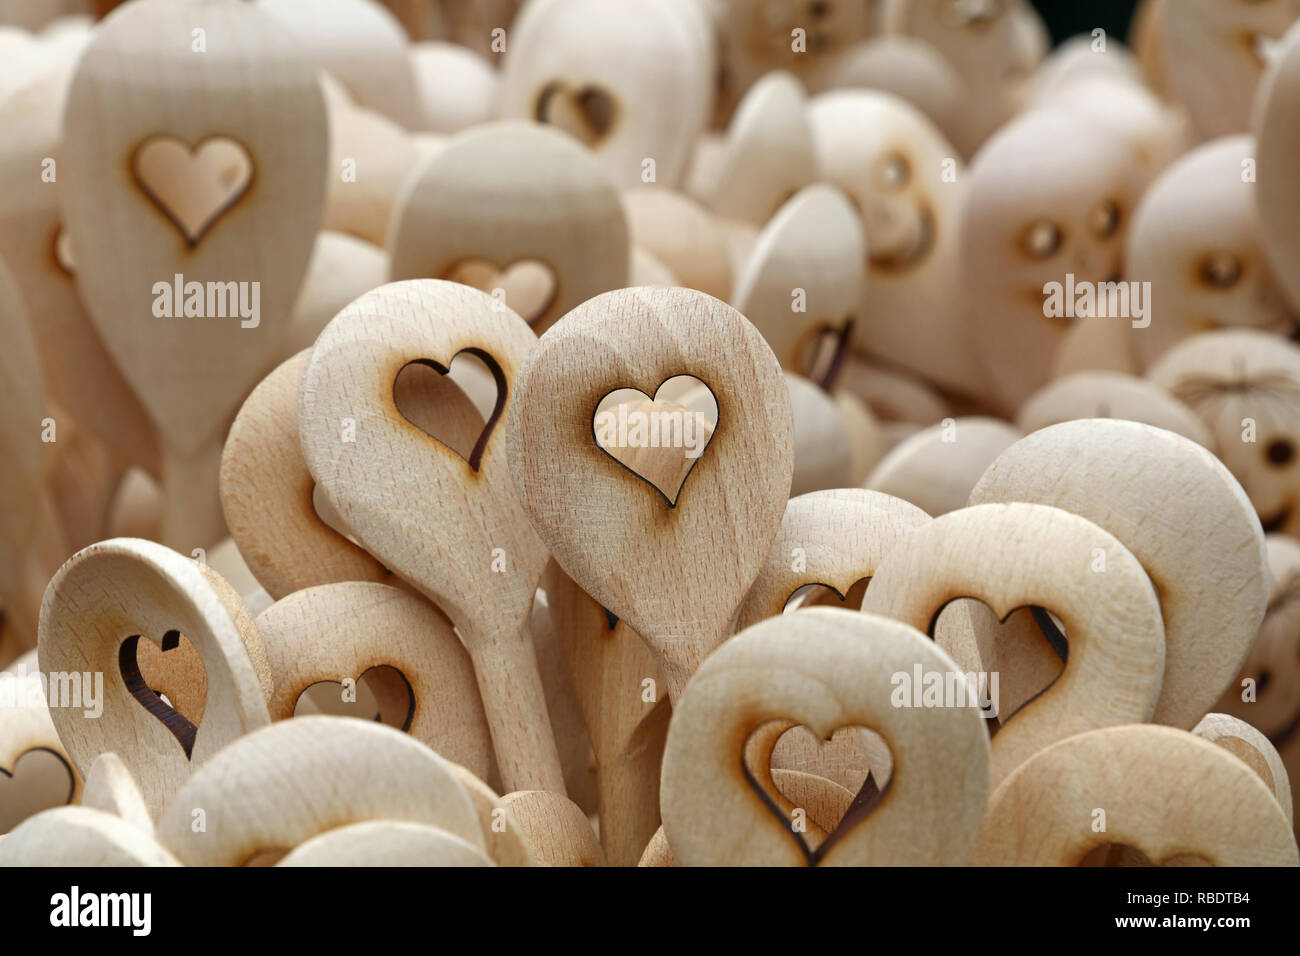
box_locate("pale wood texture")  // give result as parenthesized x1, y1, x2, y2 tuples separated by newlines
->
(862, 503, 1166, 788)
(785, 373, 854, 497)
(255, 582, 494, 782)
(731, 185, 864, 385)
(622, 188, 732, 301)
(155, 716, 482, 866)
(277, 820, 494, 867)
(38, 538, 273, 816)
(1126, 137, 1289, 369)
(450, 763, 536, 867)
(498, 0, 713, 188)
(973, 725, 1298, 866)
(80, 752, 152, 834)
(1156, 0, 1295, 140)
(59, 0, 328, 552)
(0, 669, 80, 834)
(288, 231, 389, 356)
(866, 417, 1021, 517)
(1193, 713, 1294, 828)
(299, 279, 563, 793)
(736, 488, 930, 633)
(509, 287, 794, 702)
(388, 121, 629, 335)
(961, 108, 1143, 413)
(0, 63, 158, 476)
(1148, 329, 1300, 537)
(541, 560, 668, 866)
(323, 102, 421, 247)
(661, 608, 990, 866)
(1256, 22, 1300, 315)
(971, 420, 1267, 730)
(0, 806, 180, 866)
(498, 790, 605, 866)
(705, 70, 816, 226)
(810, 91, 986, 399)
(1017, 371, 1213, 448)
(0, 256, 67, 650)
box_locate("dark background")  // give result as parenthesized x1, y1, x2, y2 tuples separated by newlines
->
(1031, 0, 1141, 44)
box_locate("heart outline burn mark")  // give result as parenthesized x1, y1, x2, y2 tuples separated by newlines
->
(592, 377, 719, 509)
(534, 82, 618, 146)
(742, 723, 893, 866)
(0, 747, 78, 828)
(393, 349, 508, 473)
(131, 134, 254, 248)
(118, 631, 199, 759)
(795, 317, 856, 390)
(442, 259, 560, 328)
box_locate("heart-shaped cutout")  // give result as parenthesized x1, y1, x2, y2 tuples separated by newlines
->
(784, 577, 869, 613)
(0, 748, 77, 834)
(1077, 843, 1213, 867)
(393, 349, 506, 472)
(535, 82, 617, 146)
(794, 317, 855, 389)
(592, 377, 718, 506)
(292, 665, 415, 730)
(443, 259, 559, 328)
(118, 630, 207, 760)
(131, 135, 253, 247)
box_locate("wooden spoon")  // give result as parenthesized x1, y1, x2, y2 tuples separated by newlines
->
(59, 0, 328, 553)
(508, 286, 794, 702)
(388, 121, 629, 336)
(298, 279, 563, 793)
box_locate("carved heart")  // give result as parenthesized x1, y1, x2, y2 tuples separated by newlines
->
(131, 135, 253, 247)
(393, 349, 505, 472)
(0, 748, 76, 834)
(592, 379, 717, 506)
(534, 82, 617, 147)
(1077, 843, 1213, 867)
(794, 317, 855, 389)
(119, 631, 207, 759)
(443, 259, 559, 327)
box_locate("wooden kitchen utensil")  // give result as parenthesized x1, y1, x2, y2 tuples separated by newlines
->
(1256, 20, 1300, 316)
(276, 820, 494, 867)
(508, 286, 794, 702)
(38, 537, 273, 815)
(735, 488, 931, 632)
(388, 121, 629, 335)
(298, 279, 563, 793)
(970, 419, 1268, 730)
(496, 790, 605, 866)
(1016, 371, 1213, 448)
(155, 716, 482, 866)
(972, 724, 1298, 866)
(1193, 713, 1294, 827)
(59, 0, 328, 552)
(731, 185, 865, 387)
(541, 560, 668, 866)
(81, 752, 153, 835)
(862, 502, 1166, 788)
(660, 607, 990, 866)
(0, 806, 180, 866)
(254, 581, 495, 783)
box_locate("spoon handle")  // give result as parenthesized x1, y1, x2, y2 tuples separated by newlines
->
(161, 439, 226, 553)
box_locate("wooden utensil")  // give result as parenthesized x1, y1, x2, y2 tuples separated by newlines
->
(387, 121, 629, 335)
(0, 669, 80, 834)
(254, 581, 495, 783)
(1016, 371, 1213, 448)
(731, 185, 865, 387)
(508, 286, 794, 703)
(970, 419, 1268, 730)
(498, 0, 713, 188)
(0, 256, 67, 650)
(496, 790, 605, 867)
(277, 820, 494, 867)
(660, 607, 990, 866)
(865, 416, 1021, 517)
(0, 806, 180, 867)
(704, 70, 816, 226)
(785, 373, 855, 496)
(1147, 329, 1300, 537)
(1126, 136, 1291, 370)
(735, 488, 930, 632)
(541, 560, 669, 866)
(1193, 713, 1294, 827)
(972, 725, 1298, 866)
(622, 188, 733, 301)
(1256, 21, 1300, 317)
(38, 537, 274, 816)
(155, 716, 482, 866)
(59, 0, 328, 553)
(298, 279, 563, 793)
(0, 63, 158, 480)
(81, 752, 153, 836)
(960, 108, 1143, 413)
(862, 502, 1166, 788)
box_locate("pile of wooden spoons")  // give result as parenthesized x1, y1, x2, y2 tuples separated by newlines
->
(1, 0, 1299, 869)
